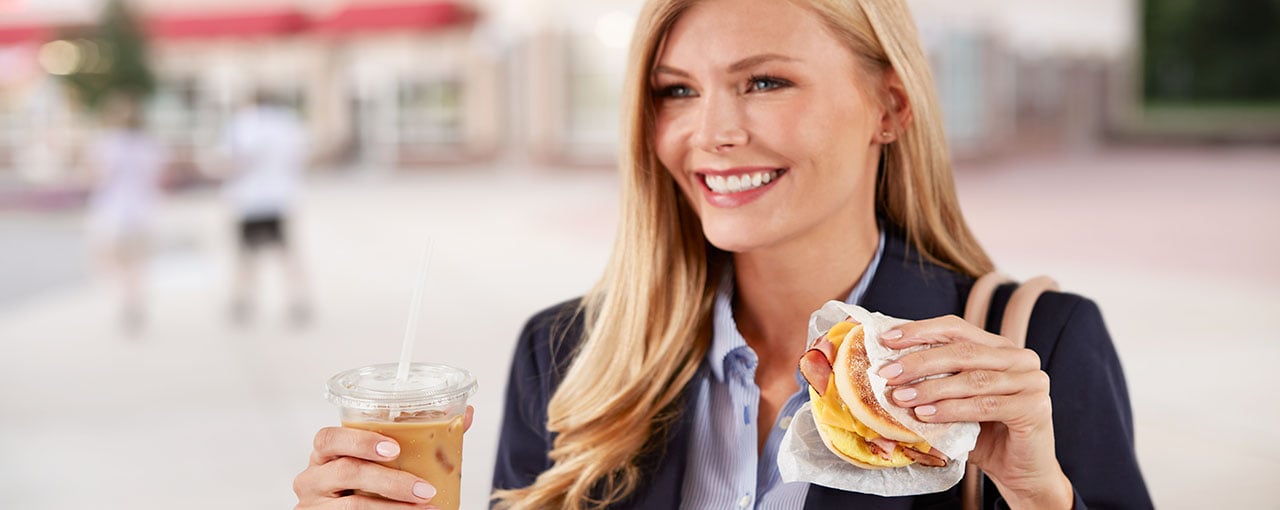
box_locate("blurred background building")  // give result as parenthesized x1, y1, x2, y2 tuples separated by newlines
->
(3, 0, 1275, 189)
(0, 0, 503, 186)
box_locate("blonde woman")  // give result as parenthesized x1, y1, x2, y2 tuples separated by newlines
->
(295, 0, 1152, 509)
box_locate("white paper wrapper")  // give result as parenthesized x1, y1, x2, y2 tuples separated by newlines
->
(777, 301, 980, 496)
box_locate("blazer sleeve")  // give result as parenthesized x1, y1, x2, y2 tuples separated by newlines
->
(492, 312, 555, 491)
(492, 301, 583, 494)
(1031, 296, 1154, 510)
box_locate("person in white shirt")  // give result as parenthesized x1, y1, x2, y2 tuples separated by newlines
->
(85, 94, 166, 331)
(220, 92, 311, 325)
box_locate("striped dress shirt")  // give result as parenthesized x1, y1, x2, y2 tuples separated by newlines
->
(679, 230, 885, 509)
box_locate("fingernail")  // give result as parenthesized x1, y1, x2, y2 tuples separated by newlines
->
(893, 387, 917, 402)
(413, 481, 436, 500)
(878, 363, 903, 378)
(882, 329, 903, 340)
(375, 441, 399, 458)
(915, 405, 937, 417)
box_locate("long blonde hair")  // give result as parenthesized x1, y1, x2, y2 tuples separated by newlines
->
(493, 1, 991, 508)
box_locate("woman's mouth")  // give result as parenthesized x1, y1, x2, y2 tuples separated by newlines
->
(701, 168, 787, 195)
(694, 167, 788, 208)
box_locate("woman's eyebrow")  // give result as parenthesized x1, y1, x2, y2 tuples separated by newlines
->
(728, 53, 798, 72)
(652, 54, 799, 78)
(652, 65, 690, 78)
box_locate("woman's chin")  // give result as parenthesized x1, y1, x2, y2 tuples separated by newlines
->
(701, 224, 776, 255)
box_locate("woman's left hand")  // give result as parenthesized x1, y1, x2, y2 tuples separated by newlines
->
(877, 315, 1073, 510)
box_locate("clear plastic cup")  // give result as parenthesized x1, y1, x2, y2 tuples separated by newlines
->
(326, 363, 477, 510)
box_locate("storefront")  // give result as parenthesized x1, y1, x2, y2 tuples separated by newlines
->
(0, 0, 501, 183)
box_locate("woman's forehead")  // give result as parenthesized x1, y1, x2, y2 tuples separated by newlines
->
(655, 0, 846, 70)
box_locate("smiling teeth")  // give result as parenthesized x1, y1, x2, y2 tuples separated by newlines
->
(705, 170, 780, 194)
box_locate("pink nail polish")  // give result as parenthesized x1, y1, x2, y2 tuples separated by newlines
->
(893, 387, 917, 402)
(376, 441, 399, 458)
(882, 329, 903, 340)
(916, 405, 937, 417)
(877, 363, 903, 378)
(413, 481, 436, 500)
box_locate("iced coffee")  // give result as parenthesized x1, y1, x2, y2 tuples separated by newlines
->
(327, 363, 476, 510)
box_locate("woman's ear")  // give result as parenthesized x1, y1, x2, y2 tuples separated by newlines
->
(879, 69, 913, 142)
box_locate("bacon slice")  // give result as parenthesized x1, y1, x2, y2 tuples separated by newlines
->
(866, 440, 888, 460)
(800, 336, 836, 395)
(869, 437, 900, 461)
(808, 335, 836, 363)
(902, 446, 949, 467)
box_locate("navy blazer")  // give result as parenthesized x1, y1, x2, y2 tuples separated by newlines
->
(493, 230, 1153, 509)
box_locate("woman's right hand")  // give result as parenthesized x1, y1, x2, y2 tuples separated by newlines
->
(293, 407, 473, 509)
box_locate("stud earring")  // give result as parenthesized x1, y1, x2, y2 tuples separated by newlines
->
(881, 131, 894, 142)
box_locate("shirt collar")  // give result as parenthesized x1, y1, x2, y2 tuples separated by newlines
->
(707, 228, 886, 381)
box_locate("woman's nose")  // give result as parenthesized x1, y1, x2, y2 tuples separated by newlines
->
(690, 92, 748, 153)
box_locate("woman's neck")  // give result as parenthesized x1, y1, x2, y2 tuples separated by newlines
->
(731, 221, 879, 355)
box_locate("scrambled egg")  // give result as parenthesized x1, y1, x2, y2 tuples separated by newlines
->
(808, 321, 930, 468)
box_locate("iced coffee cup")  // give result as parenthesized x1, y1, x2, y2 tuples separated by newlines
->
(326, 363, 477, 510)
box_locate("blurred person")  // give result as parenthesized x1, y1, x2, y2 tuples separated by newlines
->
(295, 1, 1153, 509)
(84, 93, 166, 332)
(220, 91, 311, 326)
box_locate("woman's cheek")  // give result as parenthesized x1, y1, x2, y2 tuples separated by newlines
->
(653, 124, 678, 171)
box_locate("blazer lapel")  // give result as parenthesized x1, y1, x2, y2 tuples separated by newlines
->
(860, 227, 969, 320)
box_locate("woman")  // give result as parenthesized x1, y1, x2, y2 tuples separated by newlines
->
(85, 94, 166, 332)
(295, 0, 1152, 508)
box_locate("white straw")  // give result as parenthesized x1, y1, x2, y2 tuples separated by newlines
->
(397, 238, 434, 382)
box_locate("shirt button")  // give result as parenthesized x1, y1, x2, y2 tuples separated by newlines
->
(738, 495, 752, 508)
(779, 416, 793, 430)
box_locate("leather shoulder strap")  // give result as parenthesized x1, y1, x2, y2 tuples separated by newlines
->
(963, 273, 1013, 329)
(999, 275, 1059, 348)
(960, 272, 1006, 510)
(959, 272, 1058, 510)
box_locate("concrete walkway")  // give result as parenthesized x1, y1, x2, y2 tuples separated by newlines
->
(0, 147, 1276, 509)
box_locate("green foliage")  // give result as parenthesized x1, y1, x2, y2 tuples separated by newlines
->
(59, 0, 155, 112)
(1143, 0, 1280, 103)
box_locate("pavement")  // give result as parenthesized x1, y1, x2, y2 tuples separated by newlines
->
(0, 146, 1277, 509)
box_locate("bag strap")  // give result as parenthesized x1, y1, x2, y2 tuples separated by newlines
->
(1000, 276, 1059, 349)
(959, 272, 1059, 510)
(963, 273, 1013, 331)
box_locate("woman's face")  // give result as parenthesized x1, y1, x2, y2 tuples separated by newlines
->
(652, 0, 886, 255)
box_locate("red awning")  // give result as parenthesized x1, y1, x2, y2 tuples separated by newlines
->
(0, 24, 53, 44)
(147, 9, 309, 40)
(0, 2, 472, 44)
(312, 1, 474, 34)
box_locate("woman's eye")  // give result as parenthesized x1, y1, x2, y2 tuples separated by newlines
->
(748, 76, 789, 92)
(655, 85, 696, 99)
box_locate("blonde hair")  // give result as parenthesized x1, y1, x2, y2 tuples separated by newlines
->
(493, 1, 991, 508)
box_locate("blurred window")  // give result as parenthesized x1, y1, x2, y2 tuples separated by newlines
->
(0, 94, 17, 167)
(396, 79, 462, 146)
(564, 31, 622, 153)
(261, 88, 308, 120)
(149, 77, 200, 145)
(931, 31, 989, 151)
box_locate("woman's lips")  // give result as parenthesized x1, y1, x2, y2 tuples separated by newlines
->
(695, 167, 788, 208)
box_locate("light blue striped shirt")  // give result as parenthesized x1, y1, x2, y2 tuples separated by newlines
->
(679, 230, 885, 510)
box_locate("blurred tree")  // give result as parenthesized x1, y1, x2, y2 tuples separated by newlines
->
(1144, 0, 1280, 104)
(59, 0, 155, 112)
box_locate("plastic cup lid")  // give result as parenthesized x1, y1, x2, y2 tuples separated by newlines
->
(326, 363, 476, 411)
